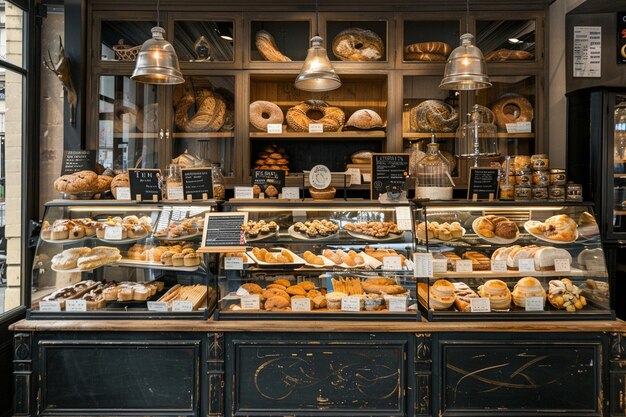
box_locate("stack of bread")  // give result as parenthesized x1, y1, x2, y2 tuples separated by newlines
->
(252, 144, 289, 173)
(126, 242, 201, 267)
(103, 281, 164, 302)
(158, 284, 208, 310)
(416, 221, 464, 241)
(51, 247, 121, 271)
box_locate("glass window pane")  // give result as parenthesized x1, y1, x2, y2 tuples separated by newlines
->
(174, 21, 234, 62)
(0, 1, 25, 69)
(100, 20, 156, 61)
(476, 19, 536, 62)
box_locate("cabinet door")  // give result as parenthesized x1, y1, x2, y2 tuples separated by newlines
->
(608, 93, 626, 239)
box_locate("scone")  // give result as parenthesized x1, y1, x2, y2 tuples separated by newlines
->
(512, 277, 546, 308)
(477, 279, 511, 310)
(429, 279, 455, 310)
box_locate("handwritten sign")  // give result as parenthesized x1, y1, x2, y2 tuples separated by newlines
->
(66, 299, 87, 312)
(491, 260, 508, 272)
(291, 298, 312, 311)
(518, 259, 535, 273)
(172, 300, 194, 312)
(266, 123, 282, 134)
(224, 256, 244, 270)
(147, 302, 168, 312)
(241, 295, 260, 310)
(455, 260, 473, 273)
(182, 168, 213, 200)
(200, 212, 248, 252)
(467, 167, 499, 200)
(253, 169, 285, 198)
(128, 169, 161, 201)
(61, 150, 96, 175)
(414, 253, 433, 278)
(281, 187, 300, 199)
(39, 301, 62, 312)
(470, 298, 491, 313)
(341, 296, 361, 312)
(234, 186, 254, 199)
(525, 296, 545, 311)
(371, 153, 410, 199)
(554, 258, 571, 272)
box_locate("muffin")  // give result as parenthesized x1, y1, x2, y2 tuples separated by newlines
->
(495, 221, 518, 239)
(184, 253, 201, 267)
(161, 251, 174, 266)
(172, 253, 185, 267)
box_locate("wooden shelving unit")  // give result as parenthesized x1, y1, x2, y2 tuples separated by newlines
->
(250, 129, 386, 139)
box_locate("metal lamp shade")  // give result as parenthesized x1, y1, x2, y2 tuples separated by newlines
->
(295, 36, 341, 92)
(132, 26, 184, 85)
(440, 33, 491, 91)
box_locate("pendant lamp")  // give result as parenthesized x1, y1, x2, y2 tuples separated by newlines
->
(132, 0, 184, 85)
(439, 0, 490, 90)
(295, 0, 341, 91)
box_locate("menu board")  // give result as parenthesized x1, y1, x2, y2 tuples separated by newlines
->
(182, 168, 213, 200)
(252, 170, 285, 198)
(467, 167, 499, 200)
(128, 169, 161, 201)
(370, 154, 410, 199)
(61, 150, 96, 175)
(199, 212, 248, 252)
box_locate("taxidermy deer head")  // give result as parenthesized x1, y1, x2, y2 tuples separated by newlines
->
(43, 36, 77, 125)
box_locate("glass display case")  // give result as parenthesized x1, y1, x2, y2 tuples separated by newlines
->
(29, 200, 218, 319)
(414, 201, 611, 321)
(217, 200, 418, 320)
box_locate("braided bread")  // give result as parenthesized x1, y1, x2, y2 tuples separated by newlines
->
(485, 48, 534, 62)
(286, 100, 345, 132)
(490, 93, 534, 129)
(409, 100, 459, 132)
(404, 41, 451, 57)
(255, 30, 291, 62)
(332, 28, 384, 61)
(175, 89, 226, 132)
(136, 103, 159, 133)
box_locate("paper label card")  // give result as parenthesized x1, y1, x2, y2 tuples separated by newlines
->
(104, 225, 123, 240)
(172, 300, 194, 312)
(234, 186, 254, 199)
(66, 299, 87, 312)
(505, 121, 532, 134)
(432, 259, 448, 273)
(413, 253, 433, 278)
(241, 295, 261, 310)
(308, 123, 324, 133)
(363, 173, 372, 183)
(281, 187, 300, 199)
(518, 259, 535, 272)
(116, 187, 131, 200)
(491, 260, 508, 273)
(525, 296, 545, 311)
(383, 255, 403, 271)
(455, 259, 473, 273)
(292, 210, 308, 223)
(166, 186, 184, 201)
(470, 298, 491, 313)
(346, 168, 361, 185)
(147, 302, 168, 312)
(224, 256, 244, 270)
(39, 301, 62, 312)
(267, 123, 282, 134)
(341, 296, 361, 312)
(395, 206, 412, 231)
(291, 297, 312, 311)
(388, 297, 407, 312)
(554, 258, 571, 272)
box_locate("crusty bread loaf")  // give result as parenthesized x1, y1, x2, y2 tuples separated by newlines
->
(409, 100, 459, 132)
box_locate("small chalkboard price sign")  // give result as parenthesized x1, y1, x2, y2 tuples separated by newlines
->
(61, 150, 96, 175)
(252, 170, 285, 198)
(198, 212, 249, 253)
(128, 169, 161, 202)
(370, 153, 410, 199)
(181, 168, 213, 201)
(467, 167, 500, 200)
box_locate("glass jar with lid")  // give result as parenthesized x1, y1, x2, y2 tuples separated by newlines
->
(211, 163, 226, 201)
(457, 104, 499, 165)
(415, 135, 455, 200)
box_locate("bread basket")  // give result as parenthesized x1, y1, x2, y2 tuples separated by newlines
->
(309, 187, 336, 200)
(112, 39, 141, 61)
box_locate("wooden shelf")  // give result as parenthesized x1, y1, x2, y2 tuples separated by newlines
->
(250, 129, 386, 139)
(172, 132, 235, 139)
(402, 132, 535, 139)
(433, 268, 607, 279)
(113, 133, 159, 139)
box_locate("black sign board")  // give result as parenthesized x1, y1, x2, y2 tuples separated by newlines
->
(61, 150, 96, 175)
(181, 168, 213, 200)
(199, 212, 248, 253)
(252, 169, 285, 198)
(467, 167, 499, 200)
(618, 13, 626, 64)
(370, 153, 410, 199)
(128, 169, 161, 201)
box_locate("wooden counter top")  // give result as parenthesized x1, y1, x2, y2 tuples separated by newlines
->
(10, 318, 626, 333)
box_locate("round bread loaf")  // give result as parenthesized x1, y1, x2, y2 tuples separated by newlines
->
(286, 100, 345, 132)
(345, 109, 384, 129)
(255, 30, 291, 62)
(332, 28, 384, 61)
(404, 52, 447, 61)
(485, 48, 534, 62)
(490, 93, 534, 129)
(404, 41, 452, 57)
(249, 100, 284, 131)
(175, 89, 226, 132)
(409, 100, 459, 132)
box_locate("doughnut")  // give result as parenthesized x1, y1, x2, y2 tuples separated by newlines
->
(286, 100, 345, 132)
(404, 52, 447, 61)
(345, 109, 384, 129)
(113, 100, 137, 133)
(175, 89, 226, 132)
(404, 41, 452, 57)
(136, 103, 159, 133)
(332, 28, 384, 61)
(490, 93, 534, 129)
(249, 101, 284, 131)
(255, 30, 291, 62)
(485, 48, 534, 62)
(409, 100, 459, 132)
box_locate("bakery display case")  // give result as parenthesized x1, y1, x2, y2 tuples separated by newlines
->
(217, 200, 418, 320)
(29, 200, 218, 319)
(414, 201, 611, 321)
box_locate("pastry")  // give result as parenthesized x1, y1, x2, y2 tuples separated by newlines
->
(249, 100, 284, 131)
(241, 283, 263, 295)
(512, 277, 546, 308)
(264, 295, 290, 311)
(117, 286, 134, 301)
(345, 109, 384, 130)
(103, 286, 119, 301)
(303, 251, 325, 266)
(491, 93, 534, 130)
(273, 278, 291, 288)
(475, 216, 496, 238)
(462, 251, 490, 271)
(183, 253, 201, 267)
(404, 52, 446, 61)
(174, 85, 226, 132)
(404, 41, 451, 58)
(485, 48, 534, 62)
(76, 247, 122, 270)
(429, 279, 456, 310)
(453, 282, 479, 312)
(255, 30, 291, 62)
(478, 279, 511, 310)
(494, 221, 518, 239)
(548, 278, 587, 312)
(286, 285, 306, 296)
(441, 252, 462, 270)
(262, 288, 290, 303)
(298, 281, 316, 291)
(68, 224, 85, 239)
(133, 287, 151, 301)
(344, 221, 400, 238)
(51, 223, 70, 240)
(51, 247, 92, 270)
(527, 214, 578, 242)
(110, 173, 130, 199)
(409, 100, 459, 133)
(332, 28, 384, 61)
(172, 253, 184, 267)
(286, 100, 345, 132)
(361, 277, 404, 295)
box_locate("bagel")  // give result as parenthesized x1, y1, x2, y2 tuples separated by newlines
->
(136, 103, 159, 133)
(113, 100, 138, 133)
(286, 100, 345, 132)
(404, 41, 452, 57)
(404, 52, 447, 61)
(175, 89, 226, 132)
(485, 48, 534, 62)
(255, 30, 291, 62)
(409, 100, 459, 132)
(490, 93, 534, 129)
(345, 109, 384, 130)
(249, 100, 284, 131)
(332, 28, 384, 61)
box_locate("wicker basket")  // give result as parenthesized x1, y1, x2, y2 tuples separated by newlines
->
(112, 39, 141, 61)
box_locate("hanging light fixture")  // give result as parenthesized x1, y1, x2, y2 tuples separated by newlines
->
(295, 0, 341, 92)
(132, 0, 184, 85)
(439, 0, 491, 90)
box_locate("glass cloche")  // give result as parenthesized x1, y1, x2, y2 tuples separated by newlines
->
(415, 135, 455, 200)
(457, 104, 499, 165)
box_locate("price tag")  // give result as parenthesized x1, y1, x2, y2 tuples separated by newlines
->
(554, 258, 571, 272)
(266, 123, 282, 134)
(525, 296, 545, 311)
(470, 298, 491, 313)
(585, 259, 605, 271)
(341, 296, 361, 312)
(147, 301, 169, 312)
(241, 295, 260, 310)
(66, 299, 87, 312)
(505, 121, 532, 134)
(166, 185, 184, 200)
(292, 210, 308, 223)
(395, 206, 412, 231)
(455, 260, 473, 273)
(346, 168, 361, 185)
(173, 300, 194, 312)
(39, 301, 61, 312)
(104, 225, 123, 240)
(224, 256, 244, 270)
(291, 297, 312, 311)
(491, 260, 508, 272)
(116, 187, 131, 200)
(432, 259, 448, 273)
(234, 186, 254, 199)
(308, 123, 324, 133)
(281, 187, 300, 199)
(518, 259, 535, 272)
(388, 297, 407, 312)
(363, 173, 372, 183)
(413, 253, 433, 278)
(383, 255, 403, 271)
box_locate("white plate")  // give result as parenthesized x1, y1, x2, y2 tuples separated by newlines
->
(51, 265, 97, 273)
(321, 253, 369, 269)
(305, 255, 335, 268)
(415, 224, 466, 243)
(345, 230, 405, 242)
(41, 236, 90, 244)
(245, 226, 280, 242)
(97, 237, 148, 244)
(523, 220, 579, 244)
(153, 231, 203, 241)
(287, 225, 339, 241)
(247, 248, 306, 268)
(116, 259, 201, 272)
(472, 217, 520, 244)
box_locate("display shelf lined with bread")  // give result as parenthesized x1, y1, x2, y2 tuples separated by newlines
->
(413, 200, 612, 321)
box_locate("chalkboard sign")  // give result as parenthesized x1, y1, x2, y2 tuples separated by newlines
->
(181, 168, 213, 200)
(467, 167, 499, 200)
(61, 150, 96, 175)
(199, 212, 248, 252)
(370, 154, 410, 199)
(128, 169, 161, 201)
(252, 170, 285, 198)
